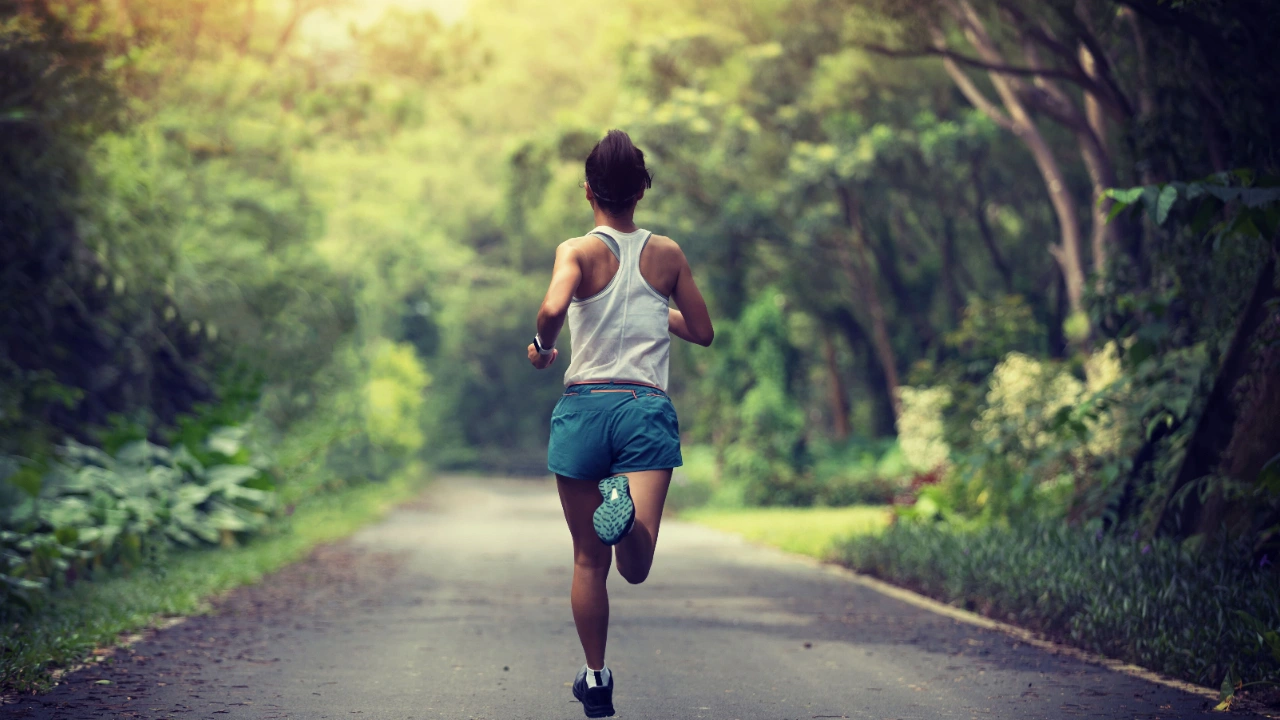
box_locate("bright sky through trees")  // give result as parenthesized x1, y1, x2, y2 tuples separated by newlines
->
(300, 0, 470, 49)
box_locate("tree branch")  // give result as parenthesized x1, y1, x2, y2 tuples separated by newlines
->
(859, 42, 1093, 87)
(996, 0, 1134, 121)
(1067, 1, 1135, 119)
(928, 27, 1016, 131)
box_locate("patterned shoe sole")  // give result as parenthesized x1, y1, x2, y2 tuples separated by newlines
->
(593, 475, 635, 546)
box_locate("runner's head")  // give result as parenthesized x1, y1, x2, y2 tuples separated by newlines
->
(585, 129, 652, 217)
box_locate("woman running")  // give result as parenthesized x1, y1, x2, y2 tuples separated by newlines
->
(526, 129, 714, 718)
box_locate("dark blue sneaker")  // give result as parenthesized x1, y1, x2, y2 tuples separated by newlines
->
(593, 475, 635, 546)
(572, 666, 615, 718)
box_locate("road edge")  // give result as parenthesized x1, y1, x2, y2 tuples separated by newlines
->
(1, 469, 430, 702)
(790, 551, 1272, 717)
(678, 520, 1272, 717)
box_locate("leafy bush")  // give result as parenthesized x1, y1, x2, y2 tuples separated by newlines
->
(896, 386, 953, 476)
(909, 341, 1176, 524)
(810, 440, 905, 506)
(814, 472, 899, 506)
(908, 295, 1046, 458)
(705, 290, 810, 506)
(835, 522, 1280, 691)
(0, 429, 275, 614)
(364, 341, 431, 457)
(673, 440, 909, 511)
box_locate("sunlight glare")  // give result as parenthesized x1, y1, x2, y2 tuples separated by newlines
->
(300, 0, 470, 51)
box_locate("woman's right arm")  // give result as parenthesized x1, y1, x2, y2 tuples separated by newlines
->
(669, 249, 713, 347)
(528, 241, 583, 369)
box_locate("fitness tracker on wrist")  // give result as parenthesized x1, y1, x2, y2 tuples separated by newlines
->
(533, 333, 554, 356)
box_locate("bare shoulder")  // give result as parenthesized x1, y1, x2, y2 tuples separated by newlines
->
(557, 236, 593, 258)
(646, 234, 687, 263)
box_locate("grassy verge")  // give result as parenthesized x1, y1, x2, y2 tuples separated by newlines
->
(682, 504, 1280, 703)
(1, 468, 426, 694)
(679, 505, 890, 558)
(833, 522, 1280, 695)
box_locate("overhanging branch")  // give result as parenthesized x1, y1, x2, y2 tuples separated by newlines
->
(859, 42, 1090, 86)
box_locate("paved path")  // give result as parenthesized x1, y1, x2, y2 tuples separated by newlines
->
(4, 476, 1229, 719)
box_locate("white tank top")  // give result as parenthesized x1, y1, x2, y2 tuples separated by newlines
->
(563, 226, 671, 390)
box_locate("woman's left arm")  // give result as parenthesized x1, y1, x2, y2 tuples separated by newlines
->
(528, 242, 583, 369)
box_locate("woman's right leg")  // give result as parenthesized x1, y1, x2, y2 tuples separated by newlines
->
(557, 474, 612, 669)
(614, 468, 672, 585)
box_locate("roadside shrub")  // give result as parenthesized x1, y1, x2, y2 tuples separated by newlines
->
(927, 346, 1132, 522)
(711, 291, 809, 507)
(835, 522, 1280, 691)
(974, 353, 1083, 468)
(681, 438, 910, 511)
(0, 429, 275, 615)
(897, 386, 952, 476)
(815, 472, 898, 506)
(908, 295, 1045, 457)
(364, 340, 431, 460)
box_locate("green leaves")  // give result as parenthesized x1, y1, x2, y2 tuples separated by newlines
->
(1155, 185, 1178, 225)
(1104, 173, 1280, 242)
(1216, 665, 1240, 710)
(0, 425, 276, 615)
(1260, 454, 1280, 495)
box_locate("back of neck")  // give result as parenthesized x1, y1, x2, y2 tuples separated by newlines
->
(593, 209, 638, 233)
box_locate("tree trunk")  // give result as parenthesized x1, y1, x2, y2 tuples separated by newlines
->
(238, 0, 257, 56)
(822, 333, 851, 441)
(940, 215, 963, 324)
(1010, 119, 1088, 323)
(1048, 265, 1068, 358)
(881, 210, 938, 350)
(269, 0, 306, 63)
(836, 189, 902, 422)
(830, 307, 898, 438)
(1159, 252, 1278, 537)
(971, 161, 1015, 292)
(1074, 43, 1121, 286)
(931, 6, 1090, 329)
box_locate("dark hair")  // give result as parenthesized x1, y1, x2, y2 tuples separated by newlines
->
(585, 129, 652, 216)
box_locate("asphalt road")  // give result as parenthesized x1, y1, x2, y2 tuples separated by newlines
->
(3, 476, 1231, 719)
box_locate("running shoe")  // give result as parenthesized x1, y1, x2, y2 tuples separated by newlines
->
(572, 666, 615, 718)
(593, 475, 635, 546)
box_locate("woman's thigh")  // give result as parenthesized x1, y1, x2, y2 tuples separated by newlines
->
(624, 469, 672, 540)
(556, 475, 611, 566)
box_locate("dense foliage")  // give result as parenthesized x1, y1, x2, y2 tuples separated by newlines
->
(1, 430, 273, 611)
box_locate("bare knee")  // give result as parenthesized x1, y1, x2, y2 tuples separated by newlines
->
(574, 548, 611, 577)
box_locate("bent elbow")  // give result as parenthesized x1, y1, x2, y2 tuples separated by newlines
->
(697, 328, 714, 347)
(538, 302, 567, 327)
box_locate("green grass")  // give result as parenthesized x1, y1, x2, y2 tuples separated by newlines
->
(833, 522, 1280, 692)
(1, 468, 427, 694)
(680, 505, 891, 559)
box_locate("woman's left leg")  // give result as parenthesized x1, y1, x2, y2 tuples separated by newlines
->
(557, 475, 613, 670)
(613, 469, 672, 585)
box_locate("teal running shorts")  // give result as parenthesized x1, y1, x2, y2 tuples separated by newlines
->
(547, 382, 683, 481)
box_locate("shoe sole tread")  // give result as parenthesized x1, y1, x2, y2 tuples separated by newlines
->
(592, 476, 634, 546)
